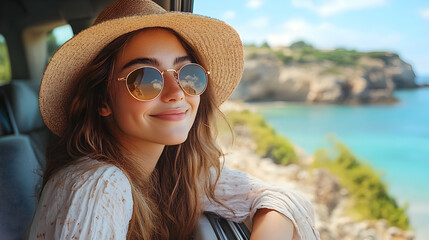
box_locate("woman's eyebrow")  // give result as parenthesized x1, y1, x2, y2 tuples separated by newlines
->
(121, 58, 159, 70)
(174, 56, 192, 65)
(121, 56, 191, 71)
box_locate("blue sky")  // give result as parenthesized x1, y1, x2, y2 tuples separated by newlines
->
(194, 0, 429, 76)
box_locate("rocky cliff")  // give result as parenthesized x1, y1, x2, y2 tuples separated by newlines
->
(231, 43, 417, 104)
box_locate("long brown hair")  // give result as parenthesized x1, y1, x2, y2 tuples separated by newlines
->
(42, 28, 228, 239)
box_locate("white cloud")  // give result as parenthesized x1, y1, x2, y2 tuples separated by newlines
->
(283, 19, 310, 31)
(421, 9, 429, 19)
(222, 10, 236, 20)
(246, 0, 263, 9)
(250, 17, 270, 28)
(267, 19, 402, 50)
(291, 0, 387, 16)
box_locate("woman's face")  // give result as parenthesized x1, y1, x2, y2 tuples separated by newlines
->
(102, 28, 200, 147)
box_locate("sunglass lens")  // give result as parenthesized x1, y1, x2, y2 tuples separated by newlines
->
(178, 64, 207, 96)
(127, 67, 163, 100)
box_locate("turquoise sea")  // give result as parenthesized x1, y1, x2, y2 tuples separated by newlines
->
(258, 76, 429, 240)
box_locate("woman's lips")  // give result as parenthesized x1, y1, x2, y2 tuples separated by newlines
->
(150, 108, 188, 121)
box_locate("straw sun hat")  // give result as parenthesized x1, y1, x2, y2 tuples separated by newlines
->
(39, 0, 244, 136)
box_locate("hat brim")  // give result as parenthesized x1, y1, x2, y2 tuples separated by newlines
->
(39, 13, 244, 136)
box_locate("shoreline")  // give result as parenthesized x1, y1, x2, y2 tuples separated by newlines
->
(229, 86, 429, 108)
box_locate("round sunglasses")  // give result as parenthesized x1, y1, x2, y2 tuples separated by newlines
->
(117, 63, 209, 101)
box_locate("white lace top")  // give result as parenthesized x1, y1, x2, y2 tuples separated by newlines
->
(28, 158, 319, 239)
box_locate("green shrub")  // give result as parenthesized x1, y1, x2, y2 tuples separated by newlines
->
(367, 51, 398, 59)
(226, 110, 298, 165)
(290, 40, 314, 50)
(366, 51, 399, 65)
(0, 36, 11, 84)
(274, 51, 294, 64)
(260, 41, 271, 48)
(314, 48, 362, 66)
(289, 41, 318, 59)
(313, 140, 410, 229)
(248, 52, 259, 60)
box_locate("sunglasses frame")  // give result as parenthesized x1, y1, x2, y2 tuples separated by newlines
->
(117, 63, 210, 101)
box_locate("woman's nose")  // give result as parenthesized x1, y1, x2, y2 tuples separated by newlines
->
(160, 71, 185, 102)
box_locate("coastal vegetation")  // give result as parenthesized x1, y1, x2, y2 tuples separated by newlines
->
(225, 109, 410, 230)
(246, 40, 399, 67)
(313, 141, 410, 229)
(226, 109, 298, 165)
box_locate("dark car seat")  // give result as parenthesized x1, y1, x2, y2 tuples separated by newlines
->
(0, 80, 53, 239)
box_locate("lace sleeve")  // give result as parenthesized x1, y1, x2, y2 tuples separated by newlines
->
(29, 162, 133, 240)
(202, 167, 320, 240)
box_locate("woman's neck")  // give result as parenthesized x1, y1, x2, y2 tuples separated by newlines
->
(119, 137, 165, 179)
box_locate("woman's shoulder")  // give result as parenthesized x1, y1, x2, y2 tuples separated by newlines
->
(31, 158, 134, 239)
(44, 158, 132, 201)
(57, 157, 126, 180)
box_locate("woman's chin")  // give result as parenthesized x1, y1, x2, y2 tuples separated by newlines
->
(163, 135, 189, 146)
(149, 131, 190, 146)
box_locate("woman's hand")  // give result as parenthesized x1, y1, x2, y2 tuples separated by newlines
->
(250, 208, 294, 240)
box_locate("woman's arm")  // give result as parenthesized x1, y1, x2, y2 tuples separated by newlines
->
(251, 208, 294, 240)
(202, 167, 320, 240)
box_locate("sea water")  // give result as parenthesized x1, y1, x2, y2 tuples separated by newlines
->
(258, 76, 429, 240)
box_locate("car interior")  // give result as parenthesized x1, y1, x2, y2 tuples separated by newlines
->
(0, 0, 250, 239)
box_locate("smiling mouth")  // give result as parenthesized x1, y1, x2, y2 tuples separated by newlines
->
(150, 109, 189, 121)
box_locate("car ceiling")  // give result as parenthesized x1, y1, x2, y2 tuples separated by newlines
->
(0, 0, 193, 80)
(0, 0, 193, 34)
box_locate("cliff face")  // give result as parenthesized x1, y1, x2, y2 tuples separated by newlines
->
(231, 46, 417, 104)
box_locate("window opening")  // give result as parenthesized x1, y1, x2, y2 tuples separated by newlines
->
(0, 34, 11, 85)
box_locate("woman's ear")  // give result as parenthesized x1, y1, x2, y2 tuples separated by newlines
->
(99, 102, 112, 117)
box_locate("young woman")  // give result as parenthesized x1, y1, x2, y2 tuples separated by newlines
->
(29, 0, 320, 239)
